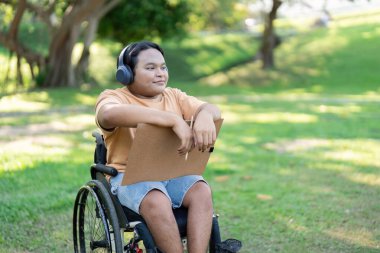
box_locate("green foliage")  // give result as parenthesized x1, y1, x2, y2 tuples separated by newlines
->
(19, 14, 50, 56)
(98, 0, 190, 43)
(185, 0, 248, 31)
(98, 0, 248, 43)
(0, 3, 14, 31)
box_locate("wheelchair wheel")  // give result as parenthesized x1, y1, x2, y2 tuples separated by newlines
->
(73, 180, 123, 253)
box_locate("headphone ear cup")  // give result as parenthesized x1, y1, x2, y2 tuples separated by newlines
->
(116, 65, 133, 85)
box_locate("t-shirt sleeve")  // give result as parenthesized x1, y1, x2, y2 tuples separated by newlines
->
(95, 90, 123, 132)
(174, 88, 207, 120)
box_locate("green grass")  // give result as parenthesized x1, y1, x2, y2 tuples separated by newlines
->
(1, 14, 380, 253)
(164, 33, 260, 82)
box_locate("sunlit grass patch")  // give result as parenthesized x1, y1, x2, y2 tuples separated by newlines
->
(264, 137, 380, 167)
(0, 94, 50, 113)
(345, 172, 380, 187)
(325, 227, 379, 249)
(264, 138, 330, 153)
(310, 104, 362, 115)
(223, 110, 318, 124)
(321, 139, 380, 167)
(0, 132, 95, 173)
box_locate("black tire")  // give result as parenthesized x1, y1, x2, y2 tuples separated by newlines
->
(73, 180, 123, 253)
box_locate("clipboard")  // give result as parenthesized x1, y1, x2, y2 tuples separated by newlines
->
(121, 119, 223, 185)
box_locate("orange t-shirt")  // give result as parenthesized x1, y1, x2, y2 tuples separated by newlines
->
(95, 87, 206, 173)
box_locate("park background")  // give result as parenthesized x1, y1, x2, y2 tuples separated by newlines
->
(0, 0, 379, 252)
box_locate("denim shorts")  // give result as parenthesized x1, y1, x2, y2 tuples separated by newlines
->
(110, 173, 206, 214)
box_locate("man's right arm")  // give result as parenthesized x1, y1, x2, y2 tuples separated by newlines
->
(97, 103, 194, 155)
(98, 103, 179, 129)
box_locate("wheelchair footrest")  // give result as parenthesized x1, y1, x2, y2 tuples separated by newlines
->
(216, 238, 242, 253)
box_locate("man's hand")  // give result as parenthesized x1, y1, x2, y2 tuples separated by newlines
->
(172, 116, 194, 155)
(192, 110, 216, 152)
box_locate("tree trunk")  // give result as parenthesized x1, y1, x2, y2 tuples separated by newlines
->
(260, 0, 282, 69)
(16, 54, 24, 86)
(1, 0, 121, 88)
(75, 17, 99, 84)
(44, 24, 80, 87)
(43, 0, 107, 87)
(75, 0, 121, 84)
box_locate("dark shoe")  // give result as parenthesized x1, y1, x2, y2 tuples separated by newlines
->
(216, 238, 242, 253)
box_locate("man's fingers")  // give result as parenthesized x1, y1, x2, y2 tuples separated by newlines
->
(192, 120, 217, 152)
(178, 138, 188, 155)
(195, 132, 203, 151)
(207, 132, 213, 148)
(178, 136, 194, 155)
(200, 132, 209, 152)
(195, 131, 217, 152)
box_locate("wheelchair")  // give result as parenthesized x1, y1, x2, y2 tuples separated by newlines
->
(73, 131, 242, 253)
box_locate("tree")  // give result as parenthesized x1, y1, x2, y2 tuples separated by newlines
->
(0, 0, 121, 88)
(98, 0, 190, 43)
(0, 0, 198, 88)
(257, 0, 283, 69)
(184, 0, 248, 32)
(256, 0, 362, 69)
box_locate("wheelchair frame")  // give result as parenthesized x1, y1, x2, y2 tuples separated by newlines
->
(72, 131, 222, 253)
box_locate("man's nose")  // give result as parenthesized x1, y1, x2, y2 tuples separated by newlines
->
(156, 68, 165, 76)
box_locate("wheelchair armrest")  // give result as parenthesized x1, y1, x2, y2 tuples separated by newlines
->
(92, 131, 104, 145)
(91, 163, 118, 179)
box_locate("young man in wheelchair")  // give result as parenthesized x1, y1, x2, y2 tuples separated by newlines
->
(95, 41, 221, 253)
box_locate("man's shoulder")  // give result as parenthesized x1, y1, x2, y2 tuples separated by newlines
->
(100, 87, 127, 96)
(163, 87, 184, 97)
(98, 87, 132, 101)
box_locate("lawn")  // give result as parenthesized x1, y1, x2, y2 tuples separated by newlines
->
(0, 12, 379, 253)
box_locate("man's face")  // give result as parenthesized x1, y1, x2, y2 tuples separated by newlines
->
(128, 48, 169, 99)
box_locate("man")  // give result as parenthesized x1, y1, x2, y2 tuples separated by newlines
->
(96, 41, 221, 253)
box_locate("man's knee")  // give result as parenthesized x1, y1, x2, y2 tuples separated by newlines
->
(184, 182, 212, 207)
(140, 190, 172, 216)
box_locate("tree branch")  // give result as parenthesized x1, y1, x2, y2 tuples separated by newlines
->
(8, 0, 26, 41)
(0, 31, 45, 67)
(63, 0, 105, 24)
(25, 0, 57, 30)
(97, 0, 121, 19)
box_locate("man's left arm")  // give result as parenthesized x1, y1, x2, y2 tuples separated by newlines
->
(193, 103, 222, 152)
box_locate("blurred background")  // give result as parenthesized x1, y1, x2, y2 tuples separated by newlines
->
(0, 0, 379, 252)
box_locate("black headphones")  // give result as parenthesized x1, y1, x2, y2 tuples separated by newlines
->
(116, 46, 133, 85)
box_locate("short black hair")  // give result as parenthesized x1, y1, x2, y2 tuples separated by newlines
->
(122, 41, 165, 72)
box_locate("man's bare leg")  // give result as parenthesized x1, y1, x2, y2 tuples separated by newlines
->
(182, 182, 213, 253)
(140, 190, 183, 253)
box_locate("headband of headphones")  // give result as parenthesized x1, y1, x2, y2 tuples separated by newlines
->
(117, 46, 128, 68)
(116, 45, 133, 85)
